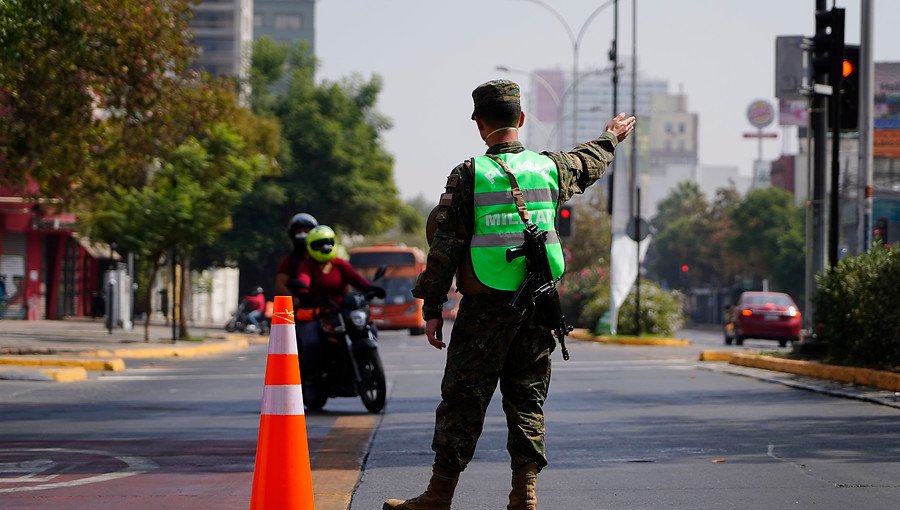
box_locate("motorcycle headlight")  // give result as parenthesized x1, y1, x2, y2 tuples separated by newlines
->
(349, 310, 367, 328)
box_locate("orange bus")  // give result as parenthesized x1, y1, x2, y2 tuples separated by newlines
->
(349, 244, 426, 335)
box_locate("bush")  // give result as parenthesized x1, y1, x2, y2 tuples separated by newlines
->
(614, 281, 684, 336)
(813, 244, 900, 369)
(559, 266, 609, 329)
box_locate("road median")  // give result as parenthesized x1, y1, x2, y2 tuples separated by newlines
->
(699, 351, 900, 392)
(570, 328, 691, 347)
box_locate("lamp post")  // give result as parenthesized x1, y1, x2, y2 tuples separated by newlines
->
(517, 0, 616, 146)
(496, 65, 615, 149)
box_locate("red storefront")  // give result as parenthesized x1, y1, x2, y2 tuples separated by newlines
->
(0, 186, 114, 320)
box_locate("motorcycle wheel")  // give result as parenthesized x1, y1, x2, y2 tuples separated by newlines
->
(356, 349, 386, 413)
(224, 320, 237, 333)
(303, 383, 327, 412)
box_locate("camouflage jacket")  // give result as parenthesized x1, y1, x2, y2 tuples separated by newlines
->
(412, 132, 620, 321)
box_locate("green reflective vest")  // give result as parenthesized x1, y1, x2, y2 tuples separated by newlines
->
(471, 150, 565, 291)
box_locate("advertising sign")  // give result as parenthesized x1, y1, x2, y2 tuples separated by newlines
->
(747, 100, 775, 129)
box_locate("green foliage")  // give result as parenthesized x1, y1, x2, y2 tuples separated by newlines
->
(0, 0, 197, 202)
(812, 245, 900, 369)
(564, 190, 612, 273)
(650, 181, 707, 233)
(559, 266, 609, 329)
(648, 183, 803, 302)
(220, 39, 412, 288)
(615, 281, 684, 336)
(79, 123, 271, 261)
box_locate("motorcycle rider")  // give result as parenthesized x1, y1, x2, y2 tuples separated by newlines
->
(275, 212, 319, 308)
(241, 286, 266, 332)
(290, 225, 385, 397)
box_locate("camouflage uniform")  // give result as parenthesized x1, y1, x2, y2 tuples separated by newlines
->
(412, 80, 621, 474)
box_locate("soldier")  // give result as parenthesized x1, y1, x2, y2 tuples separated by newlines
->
(384, 80, 635, 510)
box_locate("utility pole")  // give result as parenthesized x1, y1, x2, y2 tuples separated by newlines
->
(631, 0, 640, 335)
(859, 0, 874, 252)
(607, 0, 618, 215)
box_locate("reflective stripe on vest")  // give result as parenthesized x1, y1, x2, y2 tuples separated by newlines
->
(471, 151, 565, 291)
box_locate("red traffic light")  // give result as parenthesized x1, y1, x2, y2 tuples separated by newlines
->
(681, 264, 689, 273)
(559, 207, 571, 219)
(842, 59, 854, 77)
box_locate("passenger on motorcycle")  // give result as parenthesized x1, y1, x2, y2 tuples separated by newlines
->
(289, 225, 385, 386)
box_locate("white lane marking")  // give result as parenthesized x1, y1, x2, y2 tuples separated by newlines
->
(0, 459, 57, 483)
(99, 373, 262, 381)
(0, 448, 159, 493)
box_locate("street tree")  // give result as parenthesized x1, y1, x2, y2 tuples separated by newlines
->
(80, 124, 272, 341)
(217, 39, 413, 291)
(0, 0, 197, 202)
(727, 187, 804, 299)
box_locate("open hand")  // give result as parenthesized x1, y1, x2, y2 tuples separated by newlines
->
(606, 112, 637, 142)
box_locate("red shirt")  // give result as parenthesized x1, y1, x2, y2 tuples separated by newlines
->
(242, 293, 265, 311)
(294, 258, 370, 304)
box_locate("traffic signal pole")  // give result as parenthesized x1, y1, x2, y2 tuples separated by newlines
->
(811, 0, 828, 278)
(859, 0, 874, 252)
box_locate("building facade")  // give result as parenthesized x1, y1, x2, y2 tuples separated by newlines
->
(190, 0, 254, 80)
(253, 0, 315, 47)
(0, 186, 116, 320)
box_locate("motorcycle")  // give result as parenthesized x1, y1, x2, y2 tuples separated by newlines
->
(224, 301, 270, 335)
(296, 267, 387, 414)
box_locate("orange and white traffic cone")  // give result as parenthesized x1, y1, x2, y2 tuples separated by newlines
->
(250, 296, 315, 510)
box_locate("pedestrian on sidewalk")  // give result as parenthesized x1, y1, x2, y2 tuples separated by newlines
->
(384, 80, 634, 510)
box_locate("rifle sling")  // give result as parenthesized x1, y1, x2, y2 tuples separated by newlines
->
(486, 154, 531, 225)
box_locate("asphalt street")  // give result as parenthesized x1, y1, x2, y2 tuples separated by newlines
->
(1, 326, 898, 509)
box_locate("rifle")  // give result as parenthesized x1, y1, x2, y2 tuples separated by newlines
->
(507, 222, 573, 360)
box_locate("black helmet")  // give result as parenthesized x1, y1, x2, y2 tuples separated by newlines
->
(288, 213, 318, 236)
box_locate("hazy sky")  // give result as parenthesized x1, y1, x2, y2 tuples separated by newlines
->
(315, 0, 900, 201)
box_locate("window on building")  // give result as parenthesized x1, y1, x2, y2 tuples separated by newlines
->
(678, 123, 685, 134)
(274, 14, 302, 30)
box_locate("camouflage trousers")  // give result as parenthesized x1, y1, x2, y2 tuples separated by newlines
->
(432, 293, 555, 473)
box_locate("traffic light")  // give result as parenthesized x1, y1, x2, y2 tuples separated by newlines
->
(874, 217, 889, 246)
(557, 204, 573, 238)
(830, 45, 859, 131)
(811, 7, 845, 84)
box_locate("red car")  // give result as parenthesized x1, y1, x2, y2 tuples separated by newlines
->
(724, 291, 802, 347)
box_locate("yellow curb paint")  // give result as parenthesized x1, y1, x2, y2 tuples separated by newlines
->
(43, 367, 88, 382)
(226, 332, 269, 345)
(699, 351, 736, 362)
(110, 338, 250, 359)
(569, 329, 691, 347)
(729, 353, 900, 392)
(0, 356, 125, 372)
(311, 414, 378, 510)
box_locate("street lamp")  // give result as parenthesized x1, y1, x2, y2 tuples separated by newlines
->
(494, 66, 561, 107)
(497, 65, 615, 149)
(516, 0, 616, 145)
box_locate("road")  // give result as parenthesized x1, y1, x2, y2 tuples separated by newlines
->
(1, 328, 897, 509)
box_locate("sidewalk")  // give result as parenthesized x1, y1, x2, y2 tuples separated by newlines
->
(0, 318, 261, 381)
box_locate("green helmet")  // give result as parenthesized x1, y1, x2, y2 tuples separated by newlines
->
(306, 225, 338, 263)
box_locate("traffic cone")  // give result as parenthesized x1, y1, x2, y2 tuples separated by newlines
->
(250, 296, 315, 509)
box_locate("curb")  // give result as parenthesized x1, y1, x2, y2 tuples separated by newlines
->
(570, 328, 691, 347)
(89, 337, 251, 359)
(0, 355, 125, 372)
(0, 366, 88, 382)
(0, 338, 249, 379)
(698, 350, 900, 392)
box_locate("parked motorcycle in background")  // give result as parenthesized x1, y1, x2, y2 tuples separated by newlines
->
(224, 300, 271, 335)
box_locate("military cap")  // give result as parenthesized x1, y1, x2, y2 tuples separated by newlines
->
(471, 79, 520, 120)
